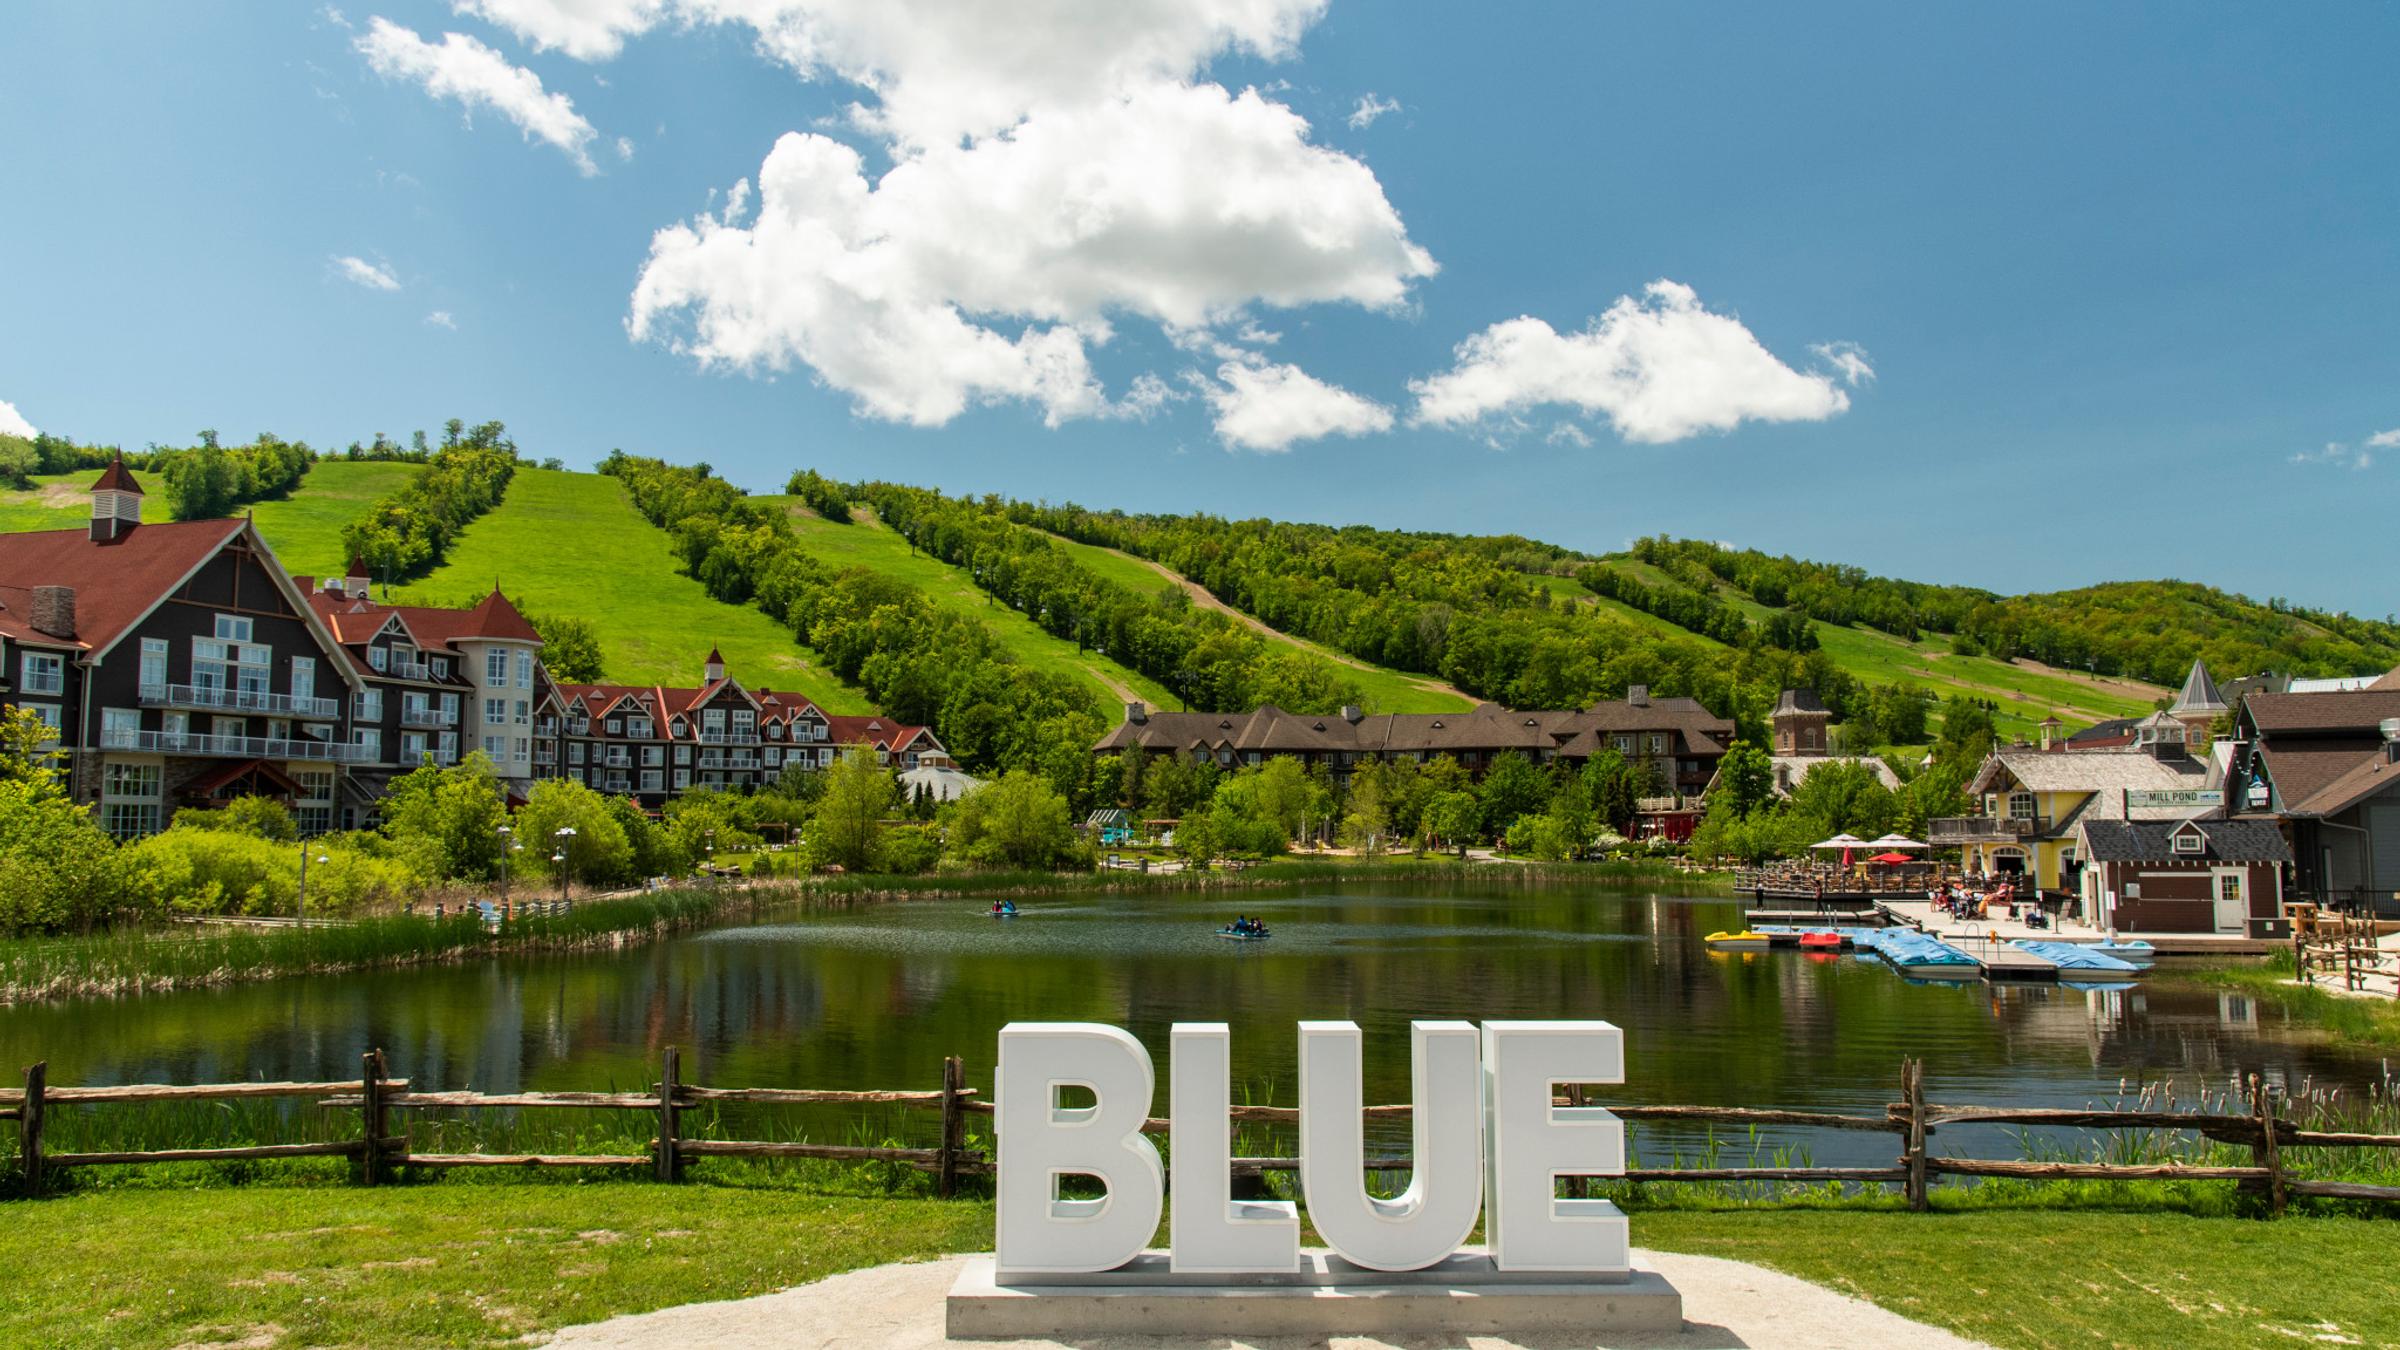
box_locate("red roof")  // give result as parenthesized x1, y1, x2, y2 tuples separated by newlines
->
(0, 519, 245, 654)
(303, 585, 542, 649)
(91, 454, 143, 494)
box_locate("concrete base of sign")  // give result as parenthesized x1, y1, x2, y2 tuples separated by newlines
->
(946, 1249, 1683, 1340)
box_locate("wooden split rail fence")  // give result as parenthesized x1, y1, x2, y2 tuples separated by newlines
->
(9, 1054, 2400, 1213)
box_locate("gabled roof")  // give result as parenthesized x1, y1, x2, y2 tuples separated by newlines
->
(2077, 817, 2292, 864)
(2372, 663, 2400, 693)
(2169, 659, 2229, 716)
(2245, 689, 2400, 735)
(1772, 688, 1829, 717)
(2281, 748, 2400, 818)
(0, 518, 245, 655)
(1972, 748, 2211, 806)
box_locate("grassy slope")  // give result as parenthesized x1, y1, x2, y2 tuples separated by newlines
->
(1579, 557, 2163, 735)
(1041, 531, 1474, 714)
(5, 1186, 2392, 1349)
(246, 461, 420, 581)
(0, 468, 169, 530)
(760, 497, 1174, 713)
(386, 469, 872, 709)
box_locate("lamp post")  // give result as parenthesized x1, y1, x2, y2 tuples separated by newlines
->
(497, 823, 515, 917)
(704, 827, 716, 880)
(297, 840, 331, 928)
(554, 825, 576, 905)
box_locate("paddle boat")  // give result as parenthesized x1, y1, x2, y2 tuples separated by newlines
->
(2010, 939, 2142, 983)
(1703, 930, 1773, 953)
(1216, 926, 1271, 942)
(1797, 931, 1845, 952)
(987, 901, 1020, 919)
(2085, 940, 2156, 969)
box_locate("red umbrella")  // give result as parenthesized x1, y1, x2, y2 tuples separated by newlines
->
(1867, 851, 1916, 864)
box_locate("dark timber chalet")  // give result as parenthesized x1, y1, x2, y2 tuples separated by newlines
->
(0, 460, 944, 833)
(1091, 685, 1734, 797)
(2227, 681, 2400, 916)
(534, 647, 953, 810)
(0, 458, 365, 836)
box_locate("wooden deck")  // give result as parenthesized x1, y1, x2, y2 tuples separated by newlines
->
(1973, 946, 2061, 981)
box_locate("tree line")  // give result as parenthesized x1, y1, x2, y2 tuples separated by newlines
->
(339, 420, 520, 584)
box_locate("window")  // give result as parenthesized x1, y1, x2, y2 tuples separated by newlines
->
(290, 656, 315, 703)
(764, 747, 780, 767)
(483, 734, 506, 758)
(354, 688, 383, 721)
(486, 650, 509, 685)
(1647, 734, 1669, 756)
(20, 652, 64, 696)
(441, 693, 460, 720)
(296, 806, 333, 837)
(514, 699, 529, 726)
(515, 650, 532, 689)
(293, 769, 334, 801)
(641, 770, 663, 793)
(369, 645, 388, 671)
(140, 638, 168, 691)
(2006, 792, 2037, 821)
(513, 737, 529, 762)
(673, 744, 691, 764)
(213, 614, 254, 642)
(401, 732, 427, 763)
(732, 711, 755, 739)
(104, 760, 161, 798)
(102, 707, 141, 739)
(674, 769, 691, 789)
(431, 657, 448, 678)
(354, 727, 382, 759)
(628, 717, 653, 739)
(2172, 831, 2204, 855)
(605, 718, 623, 735)
(485, 697, 506, 725)
(103, 802, 161, 838)
(23, 704, 61, 737)
(642, 746, 664, 767)
(569, 742, 586, 765)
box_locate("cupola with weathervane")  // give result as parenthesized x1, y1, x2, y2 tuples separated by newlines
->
(89, 452, 143, 542)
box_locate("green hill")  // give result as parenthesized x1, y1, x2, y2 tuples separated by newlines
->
(757, 497, 1175, 712)
(247, 462, 421, 580)
(0, 469, 168, 530)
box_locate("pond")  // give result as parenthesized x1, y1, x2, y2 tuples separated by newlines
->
(2, 879, 2381, 1167)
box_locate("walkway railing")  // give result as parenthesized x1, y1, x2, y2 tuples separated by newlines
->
(9, 1055, 2398, 1213)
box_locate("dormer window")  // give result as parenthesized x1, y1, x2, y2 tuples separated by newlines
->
(2171, 830, 2204, 855)
(368, 647, 387, 671)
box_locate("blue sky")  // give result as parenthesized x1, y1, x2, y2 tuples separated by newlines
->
(1, 2, 2393, 616)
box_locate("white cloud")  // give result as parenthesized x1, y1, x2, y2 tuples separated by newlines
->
(333, 254, 403, 291)
(1409, 280, 1859, 444)
(357, 17, 603, 174)
(0, 399, 36, 439)
(1810, 340, 1875, 387)
(1198, 358, 1390, 452)
(628, 80, 1432, 428)
(456, 0, 1328, 148)
(425, 309, 458, 328)
(615, 135, 636, 161)
(2292, 433, 2386, 471)
(1545, 421, 1591, 448)
(1346, 92, 1399, 129)
(2370, 428, 2400, 449)
(451, 0, 666, 61)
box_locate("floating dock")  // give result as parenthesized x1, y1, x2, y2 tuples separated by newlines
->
(1972, 946, 2061, 981)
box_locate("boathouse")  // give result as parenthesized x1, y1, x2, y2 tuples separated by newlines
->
(2072, 817, 2292, 937)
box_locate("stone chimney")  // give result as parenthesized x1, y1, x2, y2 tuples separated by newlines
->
(29, 586, 75, 639)
(1627, 685, 1649, 707)
(1341, 704, 1364, 724)
(1124, 700, 1147, 725)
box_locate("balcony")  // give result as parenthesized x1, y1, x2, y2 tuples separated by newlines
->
(139, 682, 342, 721)
(1928, 816, 2039, 845)
(101, 728, 369, 763)
(699, 730, 732, 744)
(385, 658, 433, 681)
(400, 705, 453, 729)
(566, 718, 590, 736)
(536, 719, 559, 736)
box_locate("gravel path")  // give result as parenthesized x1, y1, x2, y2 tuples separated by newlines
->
(547, 1249, 1994, 1349)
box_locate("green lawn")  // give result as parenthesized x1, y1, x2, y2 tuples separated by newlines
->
(247, 461, 420, 581)
(0, 469, 168, 532)
(389, 470, 872, 708)
(5, 1185, 2391, 1349)
(759, 497, 1175, 712)
(1040, 530, 1472, 714)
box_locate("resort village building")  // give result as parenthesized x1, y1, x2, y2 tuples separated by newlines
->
(2071, 817, 2291, 936)
(1936, 712, 2222, 893)
(1091, 686, 1734, 797)
(534, 647, 952, 810)
(0, 459, 366, 836)
(1737, 687, 1903, 796)
(303, 562, 546, 824)
(0, 460, 947, 833)
(2225, 680, 2400, 916)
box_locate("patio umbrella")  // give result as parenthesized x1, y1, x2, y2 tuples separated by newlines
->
(1866, 833, 1928, 850)
(1809, 834, 1868, 850)
(1867, 851, 1916, 865)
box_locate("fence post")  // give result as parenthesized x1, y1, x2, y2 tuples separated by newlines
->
(1902, 1057, 1929, 1212)
(938, 1055, 965, 1199)
(20, 1062, 45, 1198)
(656, 1046, 681, 1183)
(2251, 1080, 2287, 1217)
(359, 1049, 388, 1186)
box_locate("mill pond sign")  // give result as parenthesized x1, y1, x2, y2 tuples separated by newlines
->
(947, 1019, 1685, 1338)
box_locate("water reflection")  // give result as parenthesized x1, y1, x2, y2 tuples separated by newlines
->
(0, 882, 2378, 1167)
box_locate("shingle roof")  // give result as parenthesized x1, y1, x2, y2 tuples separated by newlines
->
(2283, 749, 2400, 818)
(90, 454, 143, 494)
(1772, 688, 1829, 717)
(2245, 689, 2400, 734)
(0, 519, 245, 655)
(2170, 659, 2229, 716)
(2078, 818, 2292, 864)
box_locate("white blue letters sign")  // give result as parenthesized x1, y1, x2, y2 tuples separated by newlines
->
(994, 1019, 1628, 1277)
